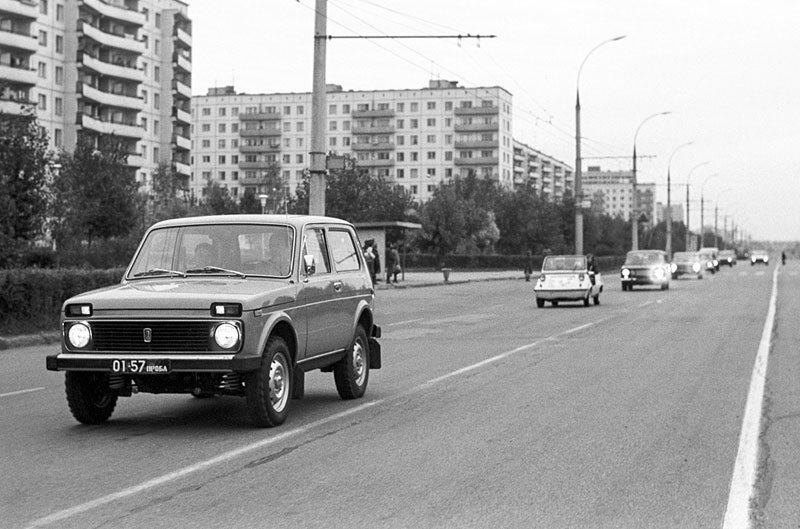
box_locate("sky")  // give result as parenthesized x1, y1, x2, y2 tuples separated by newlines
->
(186, 0, 800, 242)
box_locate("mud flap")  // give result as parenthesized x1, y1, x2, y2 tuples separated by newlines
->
(368, 338, 381, 369)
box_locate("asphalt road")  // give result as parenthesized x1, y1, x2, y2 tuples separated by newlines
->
(1, 262, 797, 528)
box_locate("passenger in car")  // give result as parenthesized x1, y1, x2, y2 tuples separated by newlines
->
(194, 242, 215, 268)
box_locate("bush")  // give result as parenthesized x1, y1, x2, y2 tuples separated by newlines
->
(0, 268, 125, 335)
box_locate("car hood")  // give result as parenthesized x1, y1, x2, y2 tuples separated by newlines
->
(64, 278, 296, 312)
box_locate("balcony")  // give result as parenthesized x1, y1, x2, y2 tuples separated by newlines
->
(0, 97, 34, 115)
(81, 0, 145, 27)
(453, 140, 498, 149)
(80, 83, 142, 110)
(356, 158, 394, 168)
(454, 122, 499, 133)
(238, 161, 277, 170)
(351, 108, 395, 118)
(0, 64, 36, 86)
(453, 105, 499, 116)
(79, 53, 144, 83)
(0, 0, 38, 19)
(239, 128, 281, 137)
(79, 113, 144, 138)
(239, 111, 281, 121)
(171, 79, 191, 99)
(239, 143, 280, 153)
(172, 53, 191, 73)
(0, 28, 38, 53)
(351, 125, 395, 135)
(172, 107, 190, 125)
(79, 21, 145, 54)
(173, 161, 191, 177)
(454, 157, 499, 166)
(351, 142, 395, 151)
(175, 27, 191, 48)
(172, 133, 190, 151)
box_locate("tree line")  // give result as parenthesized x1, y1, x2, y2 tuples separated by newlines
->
(1, 112, 717, 269)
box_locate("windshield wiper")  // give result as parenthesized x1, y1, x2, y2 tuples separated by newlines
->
(133, 268, 186, 278)
(185, 266, 247, 278)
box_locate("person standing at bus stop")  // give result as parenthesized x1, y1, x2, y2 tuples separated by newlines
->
(386, 243, 400, 284)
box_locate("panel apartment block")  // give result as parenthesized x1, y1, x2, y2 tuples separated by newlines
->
(190, 80, 516, 202)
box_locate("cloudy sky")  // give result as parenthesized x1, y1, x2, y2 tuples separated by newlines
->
(187, 0, 800, 242)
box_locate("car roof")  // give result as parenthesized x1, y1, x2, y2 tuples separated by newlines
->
(149, 214, 353, 230)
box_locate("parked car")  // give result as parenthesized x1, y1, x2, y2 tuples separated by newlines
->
(750, 249, 770, 265)
(670, 251, 705, 279)
(620, 250, 671, 291)
(718, 249, 737, 266)
(533, 254, 603, 307)
(47, 215, 382, 428)
(699, 247, 720, 271)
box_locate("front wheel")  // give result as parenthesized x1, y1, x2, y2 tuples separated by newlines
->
(65, 372, 118, 425)
(335, 325, 370, 399)
(246, 337, 292, 427)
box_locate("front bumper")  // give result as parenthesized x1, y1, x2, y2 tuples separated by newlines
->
(621, 276, 668, 286)
(534, 288, 590, 301)
(46, 352, 261, 373)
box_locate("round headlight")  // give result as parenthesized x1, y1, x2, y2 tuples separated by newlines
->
(214, 323, 240, 349)
(654, 267, 665, 279)
(670, 263, 678, 273)
(68, 323, 91, 349)
(621, 268, 630, 278)
(692, 263, 701, 272)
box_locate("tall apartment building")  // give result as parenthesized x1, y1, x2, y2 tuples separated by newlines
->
(582, 166, 657, 223)
(0, 0, 191, 186)
(512, 140, 573, 201)
(190, 80, 515, 202)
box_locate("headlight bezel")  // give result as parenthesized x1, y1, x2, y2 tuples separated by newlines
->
(66, 321, 92, 349)
(213, 322, 242, 350)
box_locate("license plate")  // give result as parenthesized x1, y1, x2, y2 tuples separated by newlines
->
(111, 359, 171, 374)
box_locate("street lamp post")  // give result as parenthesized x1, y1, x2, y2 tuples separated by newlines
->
(575, 35, 626, 255)
(665, 141, 693, 258)
(700, 173, 719, 247)
(258, 193, 268, 215)
(684, 161, 710, 251)
(632, 111, 671, 251)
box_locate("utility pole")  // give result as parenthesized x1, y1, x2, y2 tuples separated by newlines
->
(309, 0, 328, 216)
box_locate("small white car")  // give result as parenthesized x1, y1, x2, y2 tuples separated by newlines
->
(534, 255, 603, 307)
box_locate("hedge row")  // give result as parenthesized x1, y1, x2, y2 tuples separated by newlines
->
(0, 268, 125, 336)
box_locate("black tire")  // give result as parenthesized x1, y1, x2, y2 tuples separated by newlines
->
(593, 294, 600, 305)
(334, 325, 369, 400)
(583, 296, 590, 306)
(65, 372, 118, 425)
(661, 282, 669, 290)
(245, 336, 292, 427)
(536, 298, 545, 308)
(551, 301, 559, 307)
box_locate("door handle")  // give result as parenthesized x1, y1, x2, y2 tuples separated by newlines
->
(333, 281, 343, 292)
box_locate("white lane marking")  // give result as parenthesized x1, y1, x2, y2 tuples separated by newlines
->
(25, 401, 381, 529)
(27, 318, 607, 528)
(722, 263, 779, 528)
(385, 319, 423, 327)
(638, 301, 653, 308)
(0, 387, 45, 398)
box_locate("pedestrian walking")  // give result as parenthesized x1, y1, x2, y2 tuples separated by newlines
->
(523, 250, 533, 282)
(363, 239, 376, 283)
(386, 243, 401, 284)
(372, 241, 381, 282)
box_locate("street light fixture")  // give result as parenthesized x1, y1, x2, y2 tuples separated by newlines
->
(632, 111, 670, 250)
(575, 35, 626, 255)
(665, 141, 693, 258)
(684, 161, 710, 251)
(700, 173, 719, 247)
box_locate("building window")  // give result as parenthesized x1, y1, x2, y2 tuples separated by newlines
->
(427, 168, 436, 177)
(202, 107, 210, 116)
(342, 104, 350, 113)
(329, 121, 337, 131)
(329, 137, 337, 147)
(231, 123, 239, 133)
(427, 102, 436, 110)
(296, 122, 304, 132)
(427, 118, 436, 127)
(56, 4, 63, 21)
(445, 151, 453, 161)
(410, 102, 418, 112)
(410, 152, 418, 162)
(296, 137, 303, 147)
(396, 169, 404, 178)
(218, 155, 226, 164)
(37, 62, 46, 78)
(218, 139, 226, 148)
(396, 119, 404, 129)
(154, 39, 160, 54)
(40, 0, 47, 14)
(37, 94, 46, 110)
(201, 139, 210, 148)
(427, 151, 436, 160)
(155, 12, 161, 28)
(396, 152, 405, 162)
(218, 123, 226, 133)
(154, 93, 160, 109)
(54, 97, 62, 116)
(219, 107, 226, 116)
(296, 154, 304, 164)
(232, 107, 239, 115)
(296, 105, 304, 115)
(154, 66, 160, 82)
(202, 156, 211, 163)
(232, 171, 239, 180)
(55, 66, 63, 85)
(153, 147, 159, 161)
(445, 101, 453, 111)
(55, 35, 63, 53)
(54, 128, 62, 147)
(282, 122, 291, 132)
(201, 124, 210, 132)
(411, 185, 418, 194)
(231, 139, 238, 148)
(426, 135, 436, 143)
(282, 154, 290, 164)
(38, 30, 47, 47)
(410, 119, 418, 129)
(231, 155, 238, 163)
(342, 137, 350, 146)
(410, 135, 418, 145)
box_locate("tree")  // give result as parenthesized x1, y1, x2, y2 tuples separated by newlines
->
(196, 180, 238, 215)
(0, 112, 51, 265)
(147, 162, 190, 224)
(49, 136, 139, 252)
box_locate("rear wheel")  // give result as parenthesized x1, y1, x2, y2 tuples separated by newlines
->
(583, 296, 590, 306)
(536, 298, 545, 308)
(246, 336, 292, 427)
(65, 372, 118, 425)
(334, 325, 369, 399)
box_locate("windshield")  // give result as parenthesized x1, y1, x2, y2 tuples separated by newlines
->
(542, 256, 587, 271)
(127, 223, 295, 279)
(624, 252, 665, 266)
(673, 252, 698, 262)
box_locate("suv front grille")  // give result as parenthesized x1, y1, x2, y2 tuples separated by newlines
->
(90, 321, 214, 352)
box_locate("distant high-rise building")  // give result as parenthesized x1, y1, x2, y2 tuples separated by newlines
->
(582, 166, 657, 223)
(512, 140, 573, 200)
(0, 0, 191, 187)
(190, 80, 517, 202)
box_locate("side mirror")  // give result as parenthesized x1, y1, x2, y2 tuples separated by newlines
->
(303, 254, 316, 276)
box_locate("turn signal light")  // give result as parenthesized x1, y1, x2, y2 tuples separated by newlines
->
(211, 303, 242, 317)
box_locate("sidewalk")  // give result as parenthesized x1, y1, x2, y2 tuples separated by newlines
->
(0, 270, 527, 350)
(375, 269, 527, 290)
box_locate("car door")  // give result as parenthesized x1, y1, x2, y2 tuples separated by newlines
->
(295, 225, 343, 360)
(327, 226, 368, 344)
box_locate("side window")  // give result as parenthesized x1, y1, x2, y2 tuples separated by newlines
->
(328, 229, 361, 272)
(303, 227, 331, 274)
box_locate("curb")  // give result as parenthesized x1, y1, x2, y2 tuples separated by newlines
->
(0, 331, 60, 350)
(376, 274, 526, 290)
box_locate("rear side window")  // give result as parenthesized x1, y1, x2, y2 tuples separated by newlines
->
(328, 229, 361, 272)
(303, 227, 331, 274)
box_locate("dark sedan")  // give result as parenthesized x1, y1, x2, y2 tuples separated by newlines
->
(620, 250, 671, 291)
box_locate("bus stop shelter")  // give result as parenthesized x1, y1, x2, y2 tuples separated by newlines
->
(354, 221, 422, 280)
